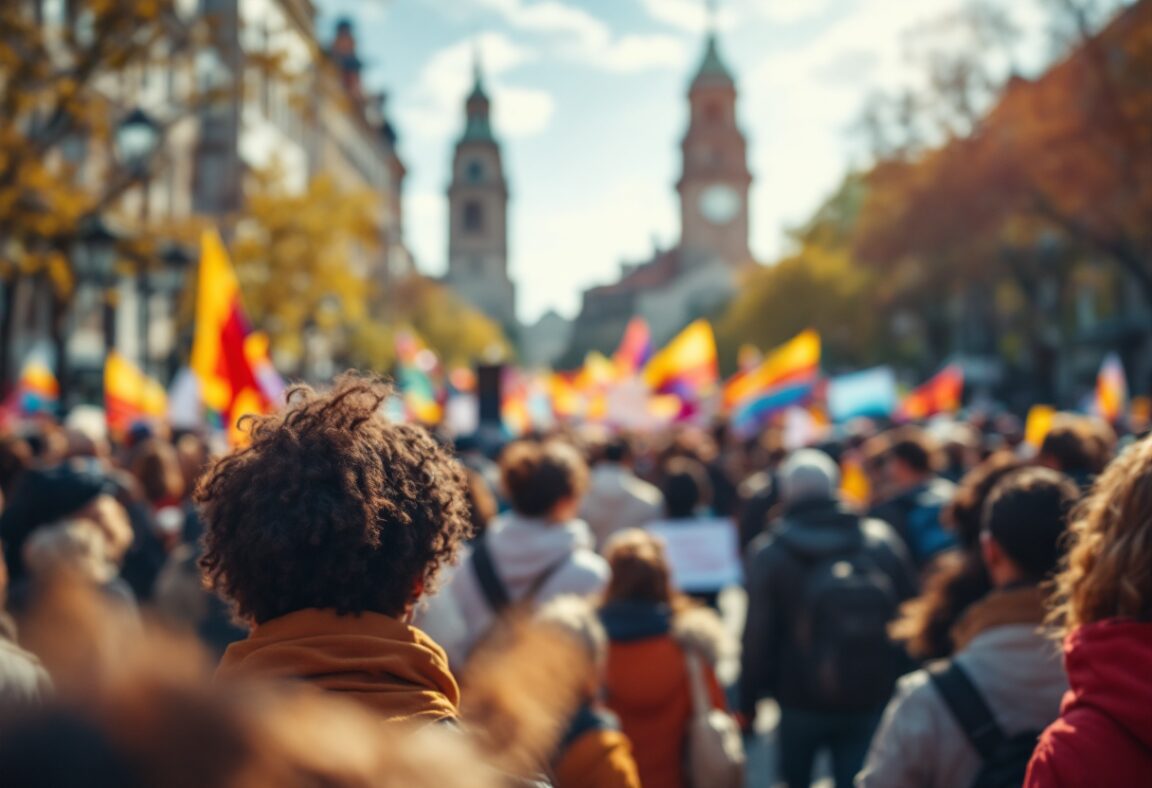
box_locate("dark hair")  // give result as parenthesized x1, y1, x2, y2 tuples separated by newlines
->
(0, 435, 31, 497)
(601, 435, 632, 465)
(943, 452, 1027, 549)
(983, 467, 1080, 582)
(129, 440, 185, 506)
(196, 375, 473, 624)
(661, 457, 711, 519)
(499, 440, 588, 518)
(1039, 417, 1109, 476)
(886, 427, 938, 474)
(603, 530, 674, 606)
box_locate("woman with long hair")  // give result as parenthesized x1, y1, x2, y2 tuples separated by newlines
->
(1025, 435, 1152, 787)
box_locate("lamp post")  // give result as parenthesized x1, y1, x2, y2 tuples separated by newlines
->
(75, 215, 121, 354)
(153, 242, 193, 380)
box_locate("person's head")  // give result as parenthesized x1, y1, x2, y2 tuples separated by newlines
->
(23, 520, 114, 585)
(0, 435, 32, 499)
(778, 449, 840, 507)
(980, 467, 1079, 588)
(943, 452, 1027, 550)
(196, 375, 473, 625)
(1038, 415, 1109, 478)
(884, 427, 940, 489)
(0, 463, 128, 583)
(535, 595, 608, 698)
(602, 529, 674, 607)
(129, 439, 185, 507)
(1049, 434, 1152, 635)
(601, 435, 634, 466)
(660, 457, 711, 519)
(499, 439, 588, 522)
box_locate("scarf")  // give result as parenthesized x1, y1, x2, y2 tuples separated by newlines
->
(950, 585, 1049, 652)
(217, 608, 460, 724)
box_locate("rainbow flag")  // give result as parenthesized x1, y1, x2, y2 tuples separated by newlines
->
(190, 229, 270, 439)
(1094, 353, 1128, 424)
(14, 356, 59, 416)
(614, 317, 653, 377)
(576, 351, 617, 393)
(731, 377, 818, 436)
(897, 365, 964, 421)
(105, 352, 167, 434)
(724, 330, 821, 410)
(642, 320, 718, 399)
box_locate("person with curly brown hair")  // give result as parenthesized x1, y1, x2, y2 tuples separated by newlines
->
(1026, 434, 1152, 787)
(201, 375, 474, 726)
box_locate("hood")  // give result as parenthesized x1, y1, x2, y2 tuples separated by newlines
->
(1063, 619, 1152, 751)
(485, 513, 593, 587)
(773, 500, 864, 559)
(600, 601, 672, 642)
(216, 609, 459, 724)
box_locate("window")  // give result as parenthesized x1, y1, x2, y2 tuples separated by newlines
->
(463, 200, 483, 233)
(466, 159, 485, 183)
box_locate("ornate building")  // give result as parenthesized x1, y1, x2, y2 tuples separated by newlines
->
(443, 58, 518, 336)
(561, 24, 754, 365)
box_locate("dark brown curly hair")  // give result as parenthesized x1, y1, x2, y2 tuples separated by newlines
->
(196, 374, 473, 624)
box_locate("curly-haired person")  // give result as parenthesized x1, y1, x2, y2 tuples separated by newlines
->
(1025, 434, 1152, 787)
(201, 375, 474, 726)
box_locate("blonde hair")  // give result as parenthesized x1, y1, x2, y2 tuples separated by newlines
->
(1048, 434, 1152, 636)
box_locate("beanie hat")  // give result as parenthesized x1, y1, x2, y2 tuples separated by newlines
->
(779, 449, 841, 505)
(0, 463, 113, 582)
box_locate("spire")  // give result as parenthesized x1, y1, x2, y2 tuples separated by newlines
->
(692, 0, 733, 86)
(462, 38, 495, 142)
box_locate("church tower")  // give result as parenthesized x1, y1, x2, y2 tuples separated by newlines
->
(445, 54, 517, 333)
(677, 19, 752, 268)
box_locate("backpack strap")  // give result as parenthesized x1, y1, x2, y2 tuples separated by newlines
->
(471, 535, 512, 614)
(929, 661, 1006, 760)
(471, 534, 570, 615)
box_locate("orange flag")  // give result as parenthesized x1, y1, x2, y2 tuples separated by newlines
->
(897, 365, 964, 421)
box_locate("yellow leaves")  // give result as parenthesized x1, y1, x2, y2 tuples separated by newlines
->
(45, 251, 75, 299)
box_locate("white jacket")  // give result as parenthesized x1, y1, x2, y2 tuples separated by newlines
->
(417, 513, 610, 668)
(857, 588, 1067, 788)
(580, 464, 664, 550)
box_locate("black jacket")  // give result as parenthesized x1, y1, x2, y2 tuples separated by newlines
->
(739, 498, 917, 715)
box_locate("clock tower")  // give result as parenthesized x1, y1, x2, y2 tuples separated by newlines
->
(677, 25, 752, 268)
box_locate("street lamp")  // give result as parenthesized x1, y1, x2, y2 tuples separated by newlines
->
(75, 215, 121, 353)
(138, 242, 193, 378)
(114, 108, 162, 178)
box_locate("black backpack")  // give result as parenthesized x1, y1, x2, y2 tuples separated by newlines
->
(930, 662, 1041, 788)
(787, 535, 902, 710)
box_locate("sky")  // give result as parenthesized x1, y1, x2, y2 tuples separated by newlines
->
(314, 0, 1057, 324)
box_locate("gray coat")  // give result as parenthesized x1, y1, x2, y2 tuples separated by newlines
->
(857, 588, 1067, 788)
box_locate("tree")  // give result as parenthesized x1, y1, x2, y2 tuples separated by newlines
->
(0, 1, 213, 394)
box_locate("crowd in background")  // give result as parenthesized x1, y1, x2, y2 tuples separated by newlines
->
(0, 373, 1149, 787)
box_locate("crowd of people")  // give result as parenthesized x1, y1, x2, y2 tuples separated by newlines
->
(0, 372, 1149, 787)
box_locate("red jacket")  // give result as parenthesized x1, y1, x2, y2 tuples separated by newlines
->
(1025, 619, 1152, 787)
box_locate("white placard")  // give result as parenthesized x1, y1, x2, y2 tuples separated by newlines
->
(643, 518, 743, 592)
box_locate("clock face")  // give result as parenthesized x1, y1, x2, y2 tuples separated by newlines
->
(699, 184, 741, 225)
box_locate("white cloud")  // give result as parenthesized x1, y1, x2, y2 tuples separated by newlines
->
(600, 34, 688, 72)
(642, 0, 731, 31)
(406, 190, 447, 277)
(493, 86, 556, 137)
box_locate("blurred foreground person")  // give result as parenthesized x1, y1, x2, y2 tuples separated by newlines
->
(859, 468, 1078, 788)
(741, 449, 916, 788)
(599, 529, 734, 788)
(1035, 415, 1113, 489)
(0, 544, 50, 707)
(536, 596, 641, 788)
(580, 435, 662, 550)
(1026, 435, 1152, 787)
(0, 582, 504, 788)
(199, 375, 474, 725)
(426, 439, 608, 667)
(868, 428, 957, 567)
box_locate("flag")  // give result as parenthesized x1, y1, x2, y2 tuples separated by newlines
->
(613, 317, 653, 377)
(13, 353, 60, 416)
(1094, 353, 1128, 423)
(731, 377, 818, 437)
(575, 351, 617, 393)
(724, 330, 821, 409)
(105, 352, 167, 434)
(897, 365, 964, 421)
(827, 366, 898, 422)
(642, 320, 718, 399)
(190, 228, 269, 436)
(1025, 405, 1056, 449)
